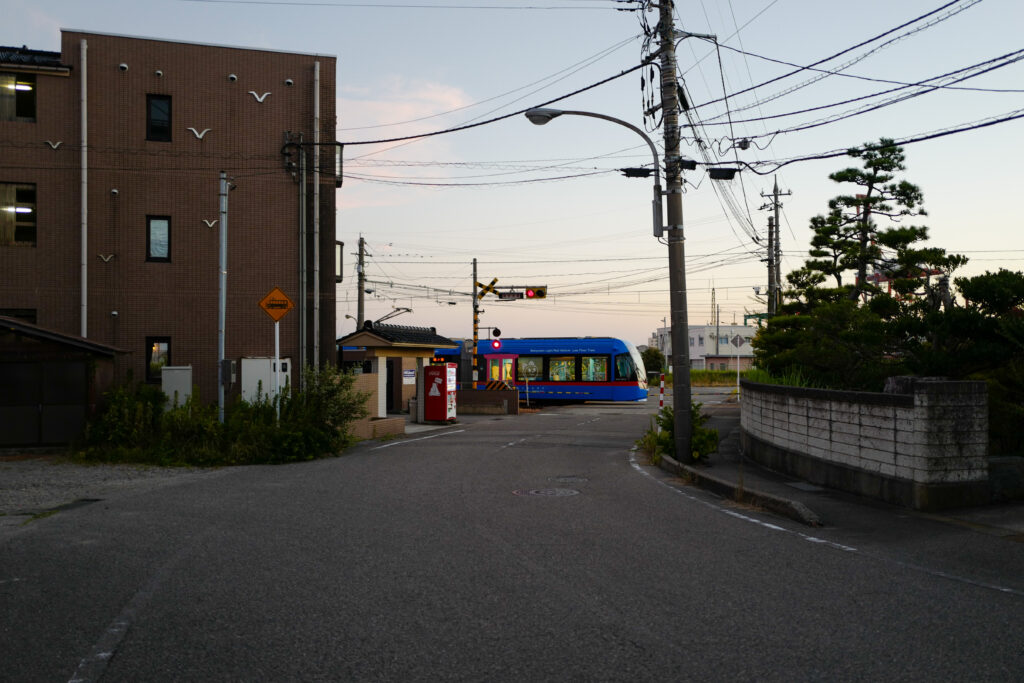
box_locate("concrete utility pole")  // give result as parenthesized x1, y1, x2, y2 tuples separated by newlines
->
(659, 1, 693, 460)
(472, 258, 479, 389)
(761, 176, 791, 314)
(356, 236, 366, 328)
(766, 215, 776, 315)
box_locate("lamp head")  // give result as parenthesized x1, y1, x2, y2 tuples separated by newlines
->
(525, 108, 563, 125)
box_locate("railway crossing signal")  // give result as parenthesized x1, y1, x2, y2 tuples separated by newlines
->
(525, 286, 547, 299)
(476, 278, 498, 299)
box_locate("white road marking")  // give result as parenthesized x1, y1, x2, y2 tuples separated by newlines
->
(628, 448, 1022, 595)
(372, 430, 466, 450)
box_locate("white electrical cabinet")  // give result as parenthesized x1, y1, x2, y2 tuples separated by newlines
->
(241, 357, 292, 403)
(161, 366, 193, 409)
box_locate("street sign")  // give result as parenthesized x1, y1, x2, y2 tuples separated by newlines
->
(731, 334, 744, 348)
(259, 287, 295, 322)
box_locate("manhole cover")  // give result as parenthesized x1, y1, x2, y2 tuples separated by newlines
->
(549, 476, 589, 484)
(512, 488, 580, 497)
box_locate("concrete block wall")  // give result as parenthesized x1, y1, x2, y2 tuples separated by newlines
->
(740, 379, 990, 510)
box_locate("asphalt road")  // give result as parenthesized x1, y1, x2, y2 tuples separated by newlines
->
(3, 395, 1023, 681)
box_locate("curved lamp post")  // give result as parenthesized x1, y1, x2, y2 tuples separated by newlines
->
(525, 108, 662, 237)
(524, 107, 692, 460)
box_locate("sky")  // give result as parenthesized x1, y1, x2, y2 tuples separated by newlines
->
(6, 0, 1024, 347)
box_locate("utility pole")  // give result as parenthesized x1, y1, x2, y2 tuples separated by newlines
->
(760, 176, 791, 314)
(659, 1, 692, 460)
(356, 236, 365, 328)
(472, 258, 479, 389)
(766, 216, 776, 315)
(218, 171, 229, 424)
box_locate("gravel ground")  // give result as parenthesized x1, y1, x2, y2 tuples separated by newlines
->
(0, 454, 226, 532)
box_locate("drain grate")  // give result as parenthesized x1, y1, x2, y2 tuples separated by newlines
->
(513, 488, 580, 497)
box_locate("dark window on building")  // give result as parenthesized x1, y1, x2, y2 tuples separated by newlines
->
(0, 183, 36, 247)
(0, 72, 36, 122)
(146, 94, 171, 141)
(0, 309, 37, 324)
(146, 337, 170, 382)
(147, 216, 170, 261)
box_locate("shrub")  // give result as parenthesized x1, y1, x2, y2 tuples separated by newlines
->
(636, 403, 719, 463)
(76, 365, 370, 466)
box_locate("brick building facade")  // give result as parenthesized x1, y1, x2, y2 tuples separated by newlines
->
(1, 31, 338, 402)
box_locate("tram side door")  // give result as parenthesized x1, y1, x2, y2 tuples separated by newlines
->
(484, 355, 516, 384)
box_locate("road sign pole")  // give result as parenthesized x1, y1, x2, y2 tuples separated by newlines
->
(274, 320, 280, 420)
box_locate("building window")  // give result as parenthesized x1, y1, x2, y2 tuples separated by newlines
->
(0, 72, 36, 122)
(146, 94, 171, 141)
(146, 337, 170, 382)
(698, 336, 704, 346)
(147, 216, 170, 261)
(0, 183, 36, 247)
(689, 337, 694, 347)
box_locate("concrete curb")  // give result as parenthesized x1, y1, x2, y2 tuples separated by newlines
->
(656, 453, 822, 527)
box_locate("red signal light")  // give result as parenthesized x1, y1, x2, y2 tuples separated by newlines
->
(526, 289, 536, 298)
(491, 339, 502, 349)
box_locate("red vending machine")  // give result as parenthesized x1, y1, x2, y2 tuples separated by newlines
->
(424, 363, 457, 422)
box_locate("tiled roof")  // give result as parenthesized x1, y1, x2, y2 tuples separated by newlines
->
(0, 46, 65, 69)
(338, 322, 457, 348)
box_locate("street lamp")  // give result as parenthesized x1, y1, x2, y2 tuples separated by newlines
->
(524, 107, 693, 460)
(525, 108, 662, 238)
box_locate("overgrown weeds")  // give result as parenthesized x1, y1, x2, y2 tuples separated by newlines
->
(636, 403, 719, 464)
(75, 365, 369, 466)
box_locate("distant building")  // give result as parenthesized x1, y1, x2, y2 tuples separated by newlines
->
(648, 324, 756, 371)
(0, 32, 339, 403)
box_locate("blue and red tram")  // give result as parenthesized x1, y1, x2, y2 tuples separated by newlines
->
(435, 337, 648, 402)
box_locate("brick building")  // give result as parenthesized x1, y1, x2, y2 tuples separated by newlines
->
(1, 31, 338, 403)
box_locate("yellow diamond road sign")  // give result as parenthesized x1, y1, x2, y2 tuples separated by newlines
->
(259, 287, 294, 322)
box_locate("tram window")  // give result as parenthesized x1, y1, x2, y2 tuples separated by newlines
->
(517, 356, 543, 381)
(615, 354, 638, 382)
(581, 356, 608, 382)
(548, 356, 575, 382)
